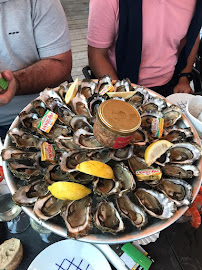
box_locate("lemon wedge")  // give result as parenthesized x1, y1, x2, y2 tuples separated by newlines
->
(107, 91, 136, 99)
(76, 160, 114, 179)
(64, 78, 79, 104)
(145, 140, 173, 166)
(48, 181, 91, 200)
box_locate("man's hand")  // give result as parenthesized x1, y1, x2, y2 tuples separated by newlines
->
(0, 70, 18, 106)
(173, 77, 194, 94)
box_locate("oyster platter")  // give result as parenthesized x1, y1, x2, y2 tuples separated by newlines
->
(2, 76, 202, 244)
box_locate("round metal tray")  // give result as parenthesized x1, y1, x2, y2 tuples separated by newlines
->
(3, 87, 202, 244)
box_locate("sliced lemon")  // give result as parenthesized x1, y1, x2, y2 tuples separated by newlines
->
(64, 78, 79, 104)
(48, 181, 91, 200)
(76, 160, 114, 179)
(107, 91, 136, 99)
(145, 140, 173, 166)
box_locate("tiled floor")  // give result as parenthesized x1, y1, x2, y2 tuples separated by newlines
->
(60, 0, 89, 81)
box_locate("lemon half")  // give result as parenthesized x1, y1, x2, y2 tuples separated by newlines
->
(76, 160, 114, 179)
(64, 78, 79, 104)
(145, 140, 173, 166)
(107, 91, 136, 99)
(48, 181, 91, 200)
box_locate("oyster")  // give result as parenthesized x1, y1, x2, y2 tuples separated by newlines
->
(114, 79, 132, 92)
(34, 193, 63, 220)
(128, 87, 149, 108)
(96, 75, 112, 93)
(80, 79, 97, 99)
(135, 188, 177, 219)
(128, 156, 150, 174)
(44, 164, 70, 185)
(109, 145, 134, 161)
(71, 94, 92, 119)
(73, 128, 104, 150)
(141, 97, 167, 112)
(161, 164, 200, 179)
(18, 111, 38, 132)
(163, 105, 182, 127)
(61, 197, 92, 239)
(87, 148, 111, 163)
(162, 127, 193, 143)
(68, 171, 95, 184)
(55, 136, 81, 151)
(94, 201, 124, 234)
(157, 178, 192, 207)
(116, 195, 148, 229)
(59, 151, 88, 173)
(88, 93, 106, 117)
(45, 97, 75, 125)
(8, 128, 45, 150)
(56, 83, 70, 102)
(141, 111, 163, 128)
(168, 142, 201, 164)
(113, 163, 136, 196)
(70, 115, 93, 132)
(1, 148, 37, 163)
(8, 162, 44, 181)
(32, 119, 71, 141)
(130, 128, 149, 146)
(12, 180, 49, 206)
(93, 178, 121, 197)
(31, 99, 47, 117)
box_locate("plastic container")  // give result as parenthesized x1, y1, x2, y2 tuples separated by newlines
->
(93, 99, 141, 149)
(185, 95, 202, 138)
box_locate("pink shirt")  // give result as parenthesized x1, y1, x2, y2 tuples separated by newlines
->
(88, 0, 196, 87)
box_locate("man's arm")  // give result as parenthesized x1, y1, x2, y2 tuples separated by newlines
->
(0, 50, 72, 106)
(174, 34, 200, 94)
(88, 45, 118, 80)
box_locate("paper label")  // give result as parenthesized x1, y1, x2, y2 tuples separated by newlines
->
(38, 110, 58, 133)
(113, 135, 133, 149)
(41, 142, 56, 163)
(151, 118, 164, 138)
(99, 84, 114, 95)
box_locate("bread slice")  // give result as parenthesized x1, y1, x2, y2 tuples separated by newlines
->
(0, 238, 23, 270)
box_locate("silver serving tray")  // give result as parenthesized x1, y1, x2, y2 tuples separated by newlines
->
(3, 87, 202, 244)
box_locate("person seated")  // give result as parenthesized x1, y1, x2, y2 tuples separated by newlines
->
(87, 0, 202, 97)
(0, 0, 72, 138)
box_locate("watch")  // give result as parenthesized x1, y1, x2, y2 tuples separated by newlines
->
(179, 72, 193, 82)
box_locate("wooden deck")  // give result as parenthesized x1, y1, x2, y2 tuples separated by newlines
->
(60, 0, 89, 81)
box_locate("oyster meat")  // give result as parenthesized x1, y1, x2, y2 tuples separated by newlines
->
(61, 197, 92, 239)
(135, 188, 177, 219)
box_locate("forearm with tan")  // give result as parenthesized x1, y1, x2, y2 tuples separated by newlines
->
(174, 35, 200, 94)
(0, 50, 72, 106)
(88, 45, 118, 80)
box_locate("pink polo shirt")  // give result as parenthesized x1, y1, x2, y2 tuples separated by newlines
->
(88, 0, 196, 87)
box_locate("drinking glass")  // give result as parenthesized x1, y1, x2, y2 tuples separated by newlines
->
(0, 193, 30, 233)
(30, 217, 52, 243)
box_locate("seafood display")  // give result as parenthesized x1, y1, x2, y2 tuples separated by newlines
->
(2, 76, 202, 243)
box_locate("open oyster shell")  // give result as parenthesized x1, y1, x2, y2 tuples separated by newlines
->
(61, 197, 92, 239)
(94, 201, 124, 234)
(34, 193, 63, 220)
(161, 164, 200, 179)
(157, 178, 192, 207)
(93, 178, 121, 197)
(135, 188, 177, 219)
(116, 195, 148, 229)
(12, 180, 49, 206)
(113, 163, 136, 196)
